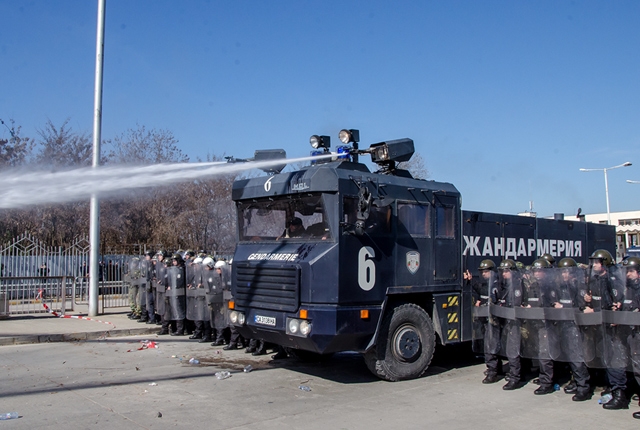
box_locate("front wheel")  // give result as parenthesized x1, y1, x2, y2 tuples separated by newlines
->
(364, 303, 435, 381)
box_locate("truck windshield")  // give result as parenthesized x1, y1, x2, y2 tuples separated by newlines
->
(238, 194, 331, 242)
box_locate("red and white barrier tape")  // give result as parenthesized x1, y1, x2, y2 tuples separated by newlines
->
(38, 289, 116, 331)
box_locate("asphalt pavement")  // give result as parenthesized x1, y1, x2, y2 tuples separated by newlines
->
(0, 309, 639, 429)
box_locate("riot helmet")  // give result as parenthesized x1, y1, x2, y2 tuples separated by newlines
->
(172, 253, 184, 264)
(498, 259, 517, 271)
(557, 257, 577, 268)
(202, 257, 215, 269)
(478, 259, 496, 271)
(623, 256, 640, 271)
(540, 253, 556, 266)
(589, 249, 614, 267)
(214, 260, 227, 269)
(531, 259, 551, 269)
(193, 257, 203, 264)
(185, 249, 196, 258)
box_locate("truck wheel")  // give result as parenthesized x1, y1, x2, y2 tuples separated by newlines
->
(364, 303, 435, 381)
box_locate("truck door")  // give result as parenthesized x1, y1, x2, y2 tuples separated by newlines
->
(395, 201, 431, 286)
(433, 194, 460, 283)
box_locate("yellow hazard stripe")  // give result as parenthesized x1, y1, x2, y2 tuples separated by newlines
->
(447, 328, 459, 340)
(447, 312, 458, 324)
(447, 295, 459, 307)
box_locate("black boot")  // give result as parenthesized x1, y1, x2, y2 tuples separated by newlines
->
(534, 385, 555, 395)
(502, 379, 520, 390)
(602, 389, 629, 410)
(482, 373, 500, 384)
(171, 320, 185, 336)
(572, 391, 592, 402)
(633, 411, 640, 419)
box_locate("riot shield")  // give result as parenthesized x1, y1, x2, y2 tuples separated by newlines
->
(574, 262, 608, 368)
(471, 270, 496, 354)
(155, 262, 169, 316)
(517, 267, 553, 361)
(166, 265, 186, 321)
(186, 283, 198, 321)
(155, 289, 166, 317)
(488, 270, 521, 362)
(601, 264, 640, 371)
(203, 267, 225, 329)
(545, 266, 587, 364)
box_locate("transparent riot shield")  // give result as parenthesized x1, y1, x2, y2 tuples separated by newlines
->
(203, 267, 225, 330)
(574, 262, 608, 368)
(543, 266, 587, 364)
(166, 265, 186, 321)
(470, 270, 496, 354)
(186, 283, 198, 321)
(601, 264, 640, 372)
(488, 269, 521, 363)
(517, 267, 554, 361)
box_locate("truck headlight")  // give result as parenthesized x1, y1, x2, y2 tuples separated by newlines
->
(300, 320, 311, 336)
(238, 313, 246, 325)
(229, 311, 238, 324)
(288, 318, 300, 334)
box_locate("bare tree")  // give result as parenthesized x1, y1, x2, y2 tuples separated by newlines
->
(0, 119, 33, 167)
(35, 119, 92, 167)
(105, 125, 188, 164)
(397, 152, 429, 179)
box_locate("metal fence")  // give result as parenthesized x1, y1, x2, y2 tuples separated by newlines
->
(0, 233, 131, 315)
(0, 232, 234, 316)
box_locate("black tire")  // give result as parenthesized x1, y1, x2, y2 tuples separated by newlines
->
(364, 303, 435, 381)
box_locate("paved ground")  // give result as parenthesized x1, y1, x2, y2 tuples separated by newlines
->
(0, 310, 638, 429)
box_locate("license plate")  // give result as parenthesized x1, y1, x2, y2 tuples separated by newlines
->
(255, 315, 276, 326)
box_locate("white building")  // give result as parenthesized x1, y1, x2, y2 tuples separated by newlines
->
(564, 210, 640, 260)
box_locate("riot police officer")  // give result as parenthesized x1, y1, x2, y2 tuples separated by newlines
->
(470, 260, 499, 382)
(156, 251, 171, 335)
(201, 259, 227, 345)
(585, 249, 629, 410)
(600, 250, 632, 411)
(164, 253, 187, 336)
(490, 259, 523, 390)
(620, 257, 640, 418)
(553, 257, 591, 401)
(523, 258, 557, 395)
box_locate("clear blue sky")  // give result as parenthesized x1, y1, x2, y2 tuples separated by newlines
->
(1, 0, 639, 217)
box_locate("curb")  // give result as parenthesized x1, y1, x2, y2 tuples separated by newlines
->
(0, 326, 159, 346)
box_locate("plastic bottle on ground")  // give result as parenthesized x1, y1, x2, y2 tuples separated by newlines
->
(298, 385, 311, 391)
(598, 393, 613, 404)
(215, 371, 231, 380)
(0, 412, 18, 420)
(243, 365, 253, 373)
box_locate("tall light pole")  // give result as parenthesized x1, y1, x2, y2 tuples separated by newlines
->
(579, 161, 632, 225)
(89, 0, 106, 317)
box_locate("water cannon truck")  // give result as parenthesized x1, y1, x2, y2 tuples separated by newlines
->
(228, 129, 615, 381)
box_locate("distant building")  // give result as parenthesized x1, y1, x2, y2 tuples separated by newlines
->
(564, 210, 640, 261)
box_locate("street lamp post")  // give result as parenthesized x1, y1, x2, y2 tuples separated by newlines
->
(579, 162, 632, 225)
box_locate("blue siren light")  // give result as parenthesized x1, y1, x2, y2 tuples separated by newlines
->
(336, 145, 352, 161)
